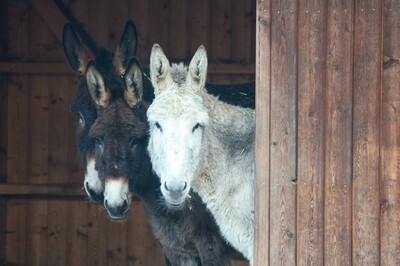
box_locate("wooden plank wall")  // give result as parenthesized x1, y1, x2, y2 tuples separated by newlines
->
(0, 0, 8, 264)
(1, 0, 255, 266)
(255, 0, 400, 265)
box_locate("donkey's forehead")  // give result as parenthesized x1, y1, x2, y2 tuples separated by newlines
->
(148, 88, 208, 120)
(90, 100, 148, 137)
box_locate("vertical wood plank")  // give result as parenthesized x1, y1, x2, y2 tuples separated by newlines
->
(0, 0, 7, 262)
(25, 8, 51, 264)
(231, 0, 254, 83)
(47, 75, 69, 266)
(189, 0, 210, 55)
(210, 0, 232, 83)
(86, 205, 107, 266)
(254, 0, 271, 265)
(324, 0, 354, 264)
(352, 1, 382, 265)
(149, 0, 170, 53)
(66, 200, 88, 266)
(231, 0, 253, 63)
(210, 0, 231, 61)
(25, 75, 49, 265)
(169, 0, 189, 60)
(269, 0, 297, 264)
(296, 1, 325, 265)
(381, 1, 400, 265)
(6, 4, 29, 265)
(106, 221, 128, 266)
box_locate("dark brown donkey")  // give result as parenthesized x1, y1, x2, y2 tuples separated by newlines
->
(64, 21, 246, 265)
(86, 53, 246, 266)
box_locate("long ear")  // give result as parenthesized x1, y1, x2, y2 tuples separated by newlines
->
(113, 20, 138, 76)
(86, 61, 110, 108)
(124, 57, 143, 107)
(150, 44, 172, 96)
(63, 23, 88, 74)
(187, 45, 208, 93)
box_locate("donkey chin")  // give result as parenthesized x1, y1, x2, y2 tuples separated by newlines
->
(103, 178, 132, 220)
(161, 180, 190, 210)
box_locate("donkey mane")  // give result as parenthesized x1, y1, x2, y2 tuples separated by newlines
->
(170, 63, 188, 85)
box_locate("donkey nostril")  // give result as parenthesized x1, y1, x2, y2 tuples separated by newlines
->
(104, 200, 109, 209)
(122, 200, 128, 210)
(164, 182, 169, 191)
(182, 182, 187, 191)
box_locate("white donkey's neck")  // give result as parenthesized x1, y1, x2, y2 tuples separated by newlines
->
(202, 91, 255, 150)
(191, 90, 255, 263)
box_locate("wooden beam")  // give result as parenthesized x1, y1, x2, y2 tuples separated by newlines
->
(0, 183, 84, 197)
(0, 62, 255, 75)
(31, 0, 67, 42)
(0, 63, 72, 74)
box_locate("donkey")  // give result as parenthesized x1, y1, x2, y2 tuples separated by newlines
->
(64, 21, 255, 204)
(147, 44, 255, 264)
(86, 56, 244, 265)
(65, 21, 246, 265)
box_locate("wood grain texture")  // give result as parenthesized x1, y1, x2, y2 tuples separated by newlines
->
(169, 0, 189, 60)
(46, 75, 69, 266)
(25, 74, 49, 265)
(6, 4, 29, 265)
(324, 1, 354, 264)
(380, 0, 400, 265)
(86, 205, 107, 266)
(149, 0, 170, 53)
(269, 1, 297, 265)
(254, 0, 271, 265)
(296, 1, 325, 265)
(352, 1, 382, 265)
(189, 0, 210, 55)
(0, 0, 8, 261)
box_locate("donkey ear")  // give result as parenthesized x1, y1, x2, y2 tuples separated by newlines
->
(124, 57, 143, 107)
(63, 23, 88, 74)
(150, 44, 171, 96)
(187, 45, 208, 92)
(86, 61, 110, 108)
(114, 20, 138, 76)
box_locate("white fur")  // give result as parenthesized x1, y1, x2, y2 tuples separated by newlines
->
(148, 45, 255, 264)
(84, 157, 102, 195)
(104, 178, 132, 209)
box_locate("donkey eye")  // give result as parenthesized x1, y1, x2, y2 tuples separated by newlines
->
(129, 138, 139, 149)
(192, 123, 202, 133)
(77, 113, 85, 127)
(95, 138, 104, 154)
(155, 122, 162, 132)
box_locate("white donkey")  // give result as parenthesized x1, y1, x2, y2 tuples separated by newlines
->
(147, 44, 255, 264)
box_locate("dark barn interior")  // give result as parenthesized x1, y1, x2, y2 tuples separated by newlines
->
(0, 0, 254, 265)
(0, 0, 399, 266)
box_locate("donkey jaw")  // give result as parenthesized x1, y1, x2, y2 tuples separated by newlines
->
(161, 186, 190, 209)
(84, 158, 103, 203)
